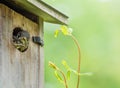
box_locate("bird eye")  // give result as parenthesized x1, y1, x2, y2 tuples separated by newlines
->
(17, 32, 21, 38)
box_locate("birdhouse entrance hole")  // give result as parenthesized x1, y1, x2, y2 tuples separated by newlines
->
(12, 27, 30, 52)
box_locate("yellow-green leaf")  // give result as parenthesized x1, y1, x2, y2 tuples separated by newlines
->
(61, 25, 69, 35)
(79, 72, 93, 76)
(62, 60, 70, 70)
(54, 71, 63, 83)
(71, 69, 79, 75)
(67, 70, 71, 80)
(54, 30, 59, 38)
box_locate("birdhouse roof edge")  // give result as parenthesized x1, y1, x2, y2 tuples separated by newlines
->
(0, 0, 69, 25)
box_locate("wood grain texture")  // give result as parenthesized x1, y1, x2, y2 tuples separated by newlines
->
(0, 4, 44, 88)
(0, 5, 2, 88)
(0, 18, 1, 55)
(39, 18, 44, 88)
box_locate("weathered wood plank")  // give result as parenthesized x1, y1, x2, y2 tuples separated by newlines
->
(0, 4, 2, 57)
(0, 5, 3, 88)
(39, 18, 44, 88)
(0, 4, 43, 88)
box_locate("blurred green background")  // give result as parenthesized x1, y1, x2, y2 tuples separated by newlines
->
(43, 0, 120, 88)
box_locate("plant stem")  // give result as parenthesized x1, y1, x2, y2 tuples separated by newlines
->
(59, 70, 68, 88)
(70, 35, 81, 88)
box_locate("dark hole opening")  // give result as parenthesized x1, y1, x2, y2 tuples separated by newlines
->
(12, 27, 30, 52)
(13, 27, 23, 38)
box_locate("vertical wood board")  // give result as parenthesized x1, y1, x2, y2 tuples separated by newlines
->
(0, 5, 2, 88)
(0, 4, 43, 88)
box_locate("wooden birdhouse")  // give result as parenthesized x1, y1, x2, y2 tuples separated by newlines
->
(0, 0, 68, 88)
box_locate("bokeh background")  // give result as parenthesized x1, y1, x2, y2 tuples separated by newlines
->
(43, 0, 120, 88)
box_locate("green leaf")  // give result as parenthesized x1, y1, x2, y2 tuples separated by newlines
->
(54, 25, 73, 37)
(67, 70, 71, 80)
(61, 25, 69, 35)
(62, 60, 70, 70)
(71, 69, 78, 75)
(80, 72, 93, 76)
(70, 68, 93, 76)
(54, 71, 63, 83)
(54, 29, 59, 38)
